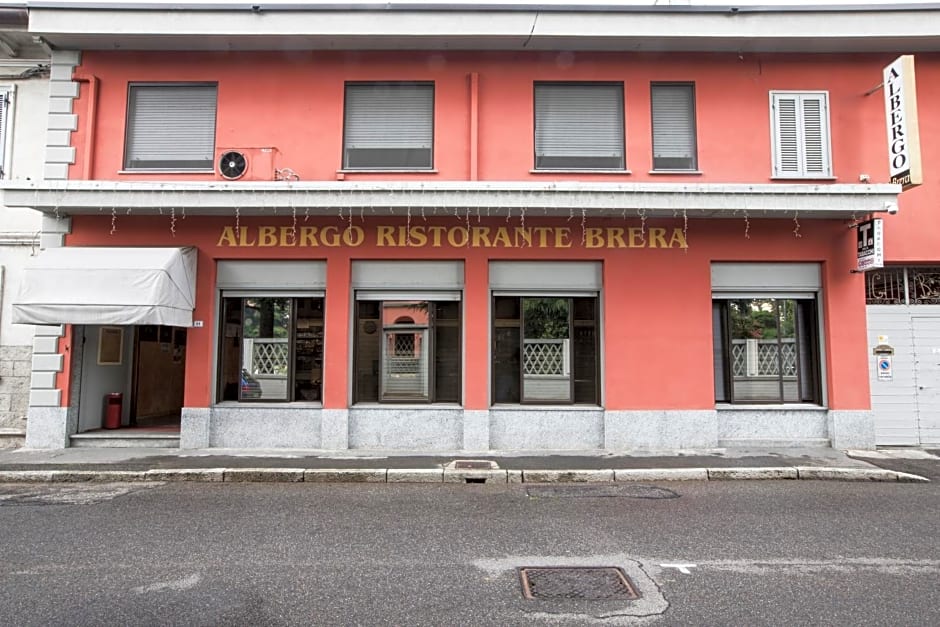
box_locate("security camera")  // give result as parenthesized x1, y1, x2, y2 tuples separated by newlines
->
(885, 202, 899, 215)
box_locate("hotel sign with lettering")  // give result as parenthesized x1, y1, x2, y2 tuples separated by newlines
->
(216, 225, 689, 249)
(883, 55, 923, 190)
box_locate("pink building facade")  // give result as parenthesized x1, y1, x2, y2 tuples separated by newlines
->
(3, 2, 937, 450)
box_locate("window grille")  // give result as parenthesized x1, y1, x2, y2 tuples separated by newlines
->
(865, 268, 906, 304)
(908, 267, 940, 304)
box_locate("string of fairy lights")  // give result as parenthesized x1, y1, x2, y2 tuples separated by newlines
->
(34, 182, 861, 248)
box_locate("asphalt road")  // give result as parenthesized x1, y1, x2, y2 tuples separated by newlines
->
(1, 478, 938, 626)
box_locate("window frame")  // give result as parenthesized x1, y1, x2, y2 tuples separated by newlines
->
(650, 81, 698, 172)
(352, 295, 462, 405)
(769, 90, 833, 179)
(533, 81, 626, 171)
(216, 294, 324, 404)
(123, 81, 219, 172)
(713, 296, 821, 405)
(491, 294, 600, 406)
(342, 81, 435, 171)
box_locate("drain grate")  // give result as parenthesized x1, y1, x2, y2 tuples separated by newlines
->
(518, 567, 640, 601)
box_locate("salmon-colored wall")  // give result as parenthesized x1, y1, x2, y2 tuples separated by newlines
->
(57, 49, 924, 412)
(63, 215, 870, 411)
(68, 50, 940, 261)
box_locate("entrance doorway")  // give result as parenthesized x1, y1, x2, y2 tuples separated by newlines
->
(76, 325, 186, 433)
(131, 325, 187, 428)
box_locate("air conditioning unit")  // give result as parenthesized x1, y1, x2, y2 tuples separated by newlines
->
(215, 147, 276, 181)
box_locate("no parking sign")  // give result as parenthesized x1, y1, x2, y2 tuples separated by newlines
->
(877, 356, 893, 381)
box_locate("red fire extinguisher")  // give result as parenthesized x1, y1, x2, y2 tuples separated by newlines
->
(103, 393, 123, 429)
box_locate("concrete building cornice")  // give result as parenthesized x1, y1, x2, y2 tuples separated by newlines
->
(0, 180, 902, 219)
(21, 3, 940, 53)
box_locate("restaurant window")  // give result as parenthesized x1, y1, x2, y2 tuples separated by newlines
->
(343, 82, 434, 170)
(218, 296, 324, 402)
(713, 297, 820, 404)
(124, 83, 218, 170)
(354, 298, 461, 403)
(534, 82, 625, 170)
(493, 296, 598, 404)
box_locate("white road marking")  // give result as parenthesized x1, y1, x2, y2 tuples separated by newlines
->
(696, 558, 940, 575)
(133, 573, 201, 594)
(660, 563, 697, 574)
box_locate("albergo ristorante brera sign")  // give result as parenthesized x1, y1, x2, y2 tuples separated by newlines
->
(883, 55, 923, 190)
(216, 224, 690, 249)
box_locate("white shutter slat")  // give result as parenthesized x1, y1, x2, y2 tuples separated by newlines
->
(125, 84, 217, 168)
(535, 84, 624, 165)
(800, 96, 828, 175)
(773, 94, 801, 176)
(651, 84, 696, 168)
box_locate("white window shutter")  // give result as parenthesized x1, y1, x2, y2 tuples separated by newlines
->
(771, 91, 831, 178)
(0, 87, 11, 178)
(772, 94, 801, 176)
(125, 84, 217, 169)
(800, 95, 830, 176)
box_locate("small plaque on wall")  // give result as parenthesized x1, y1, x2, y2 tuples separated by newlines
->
(98, 327, 124, 366)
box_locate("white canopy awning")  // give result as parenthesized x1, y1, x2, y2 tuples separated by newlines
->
(13, 247, 197, 327)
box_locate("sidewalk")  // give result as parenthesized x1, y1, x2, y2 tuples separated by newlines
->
(0, 446, 929, 483)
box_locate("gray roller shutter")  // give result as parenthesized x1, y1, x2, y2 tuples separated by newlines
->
(344, 83, 433, 169)
(124, 83, 217, 170)
(651, 83, 697, 170)
(534, 83, 624, 170)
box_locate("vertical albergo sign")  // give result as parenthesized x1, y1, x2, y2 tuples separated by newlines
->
(883, 55, 923, 190)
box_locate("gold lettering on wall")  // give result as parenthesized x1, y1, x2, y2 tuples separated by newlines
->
(216, 225, 689, 249)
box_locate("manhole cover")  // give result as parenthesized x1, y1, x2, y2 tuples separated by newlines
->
(525, 485, 678, 499)
(519, 567, 640, 600)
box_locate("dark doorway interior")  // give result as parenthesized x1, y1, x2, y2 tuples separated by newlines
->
(131, 325, 187, 428)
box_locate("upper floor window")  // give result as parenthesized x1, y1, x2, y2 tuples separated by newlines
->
(534, 82, 625, 170)
(124, 83, 218, 170)
(343, 82, 434, 170)
(0, 85, 12, 178)
(651, 82, 697, 171)
(770, 91, 832, 179)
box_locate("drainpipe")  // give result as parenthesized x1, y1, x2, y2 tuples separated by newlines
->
(73, 75, 99, 179)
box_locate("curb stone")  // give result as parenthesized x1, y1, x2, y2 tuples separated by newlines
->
(145, 468, 225, 482)
(387, 469, 444, 483)
(0, 466, 929, 483)
(796, 466, 928, 482)
(223, 468, 305, 482)
(303, 469, 387, 483)
(615, 468, 708, 481)
(523, 469, 614, 483)
(708, 467, 798, 481)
